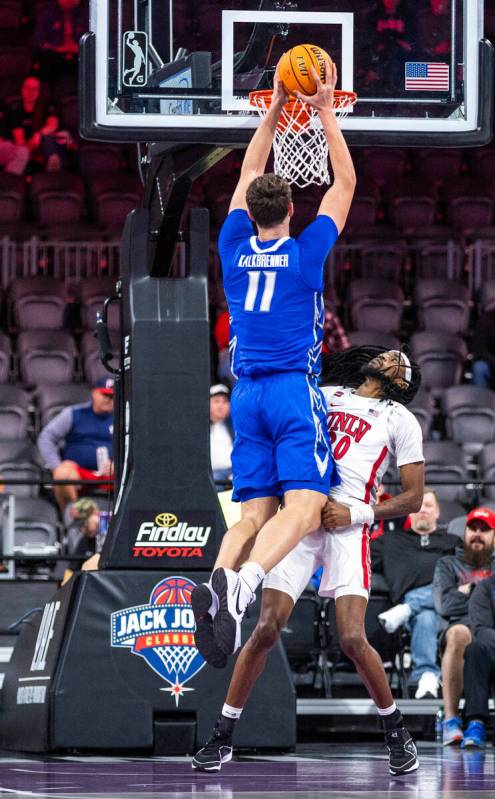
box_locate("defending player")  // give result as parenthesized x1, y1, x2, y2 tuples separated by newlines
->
(192, 61, 356, 662)
(192, 348, 424, 776)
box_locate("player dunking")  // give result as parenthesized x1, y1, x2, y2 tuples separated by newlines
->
(193, 347, 424, 776)
(191, 61, 356, 662)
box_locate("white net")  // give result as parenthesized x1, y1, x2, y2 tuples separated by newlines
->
(250, 92, 356, 189)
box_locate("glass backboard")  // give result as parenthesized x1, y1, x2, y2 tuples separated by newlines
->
(80, 0, 493, 146)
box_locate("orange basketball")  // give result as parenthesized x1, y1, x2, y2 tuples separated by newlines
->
(277, 44, 332, 96)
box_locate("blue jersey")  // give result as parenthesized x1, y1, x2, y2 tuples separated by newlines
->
(219, 209, 338, 378)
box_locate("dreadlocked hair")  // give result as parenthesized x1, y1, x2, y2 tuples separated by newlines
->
(321, 345, 421, 406)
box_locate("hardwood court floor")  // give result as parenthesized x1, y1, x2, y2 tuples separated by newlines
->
(0, 743, 493, 799)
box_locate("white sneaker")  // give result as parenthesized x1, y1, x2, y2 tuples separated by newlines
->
(211, 567, 254, 656)
(378, 603, 412, 634)
(415, 671, 439, 699)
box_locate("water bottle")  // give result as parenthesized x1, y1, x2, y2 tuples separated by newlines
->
(96, 510, 112, 553)
(435, 706, 444, 742)
(96, 446, 110, 474)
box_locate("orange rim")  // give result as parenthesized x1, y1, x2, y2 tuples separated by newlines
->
(249, 88, 357, 121)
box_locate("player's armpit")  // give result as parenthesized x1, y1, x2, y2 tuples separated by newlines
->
(372, 462, 424, 521)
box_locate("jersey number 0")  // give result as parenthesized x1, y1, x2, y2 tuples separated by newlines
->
(244, 271, 277, 313)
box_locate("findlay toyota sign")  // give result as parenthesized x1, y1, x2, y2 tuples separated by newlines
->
(132, 512, 212, 559)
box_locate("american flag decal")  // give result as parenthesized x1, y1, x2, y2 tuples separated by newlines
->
(405, 62, 449, 91)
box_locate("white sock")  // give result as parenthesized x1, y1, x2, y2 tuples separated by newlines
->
(239, 561, 265, 593)
(376, 702, 397, 716)
(222, 703, 243, 719)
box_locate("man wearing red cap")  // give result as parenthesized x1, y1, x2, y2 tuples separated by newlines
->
(37, 378, 114, 512)
(433, 507, 495, 746)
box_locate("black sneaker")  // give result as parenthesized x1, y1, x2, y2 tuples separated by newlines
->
(191, 583, 227, 668)
(385, 727, 419, 775)
(192, 727, 233, 772)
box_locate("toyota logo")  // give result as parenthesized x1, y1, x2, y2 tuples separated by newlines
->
(155, 512, 178, 527)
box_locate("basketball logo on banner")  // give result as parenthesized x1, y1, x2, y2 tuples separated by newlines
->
(122, 31, 148, 87)
(110, 576, 206, 705)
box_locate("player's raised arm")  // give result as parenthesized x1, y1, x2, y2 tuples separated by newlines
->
(294, 60, 356, 233)
(229, 75, 288, 213)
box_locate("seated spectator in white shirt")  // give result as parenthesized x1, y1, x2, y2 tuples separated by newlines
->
(210, 384, 233, 487)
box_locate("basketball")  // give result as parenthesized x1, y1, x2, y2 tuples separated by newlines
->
(277, 44, 332, 96)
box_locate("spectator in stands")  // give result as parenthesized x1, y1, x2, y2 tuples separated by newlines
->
(37, 378, 114, 512)
(373, 488, 457, 698)
(361, 0, 418, 95)
(7, 75, 70, 172)
(462, 573, 495, 748)
(34, 0, 88, 82)
(213, 308, 235, 388)
(418, 0, 451, 58)
(64, 497, 99, 570)
(210, 383, 233, 487)
(0, 102, 28, 175)
(433, 508, 495, 746)
(322, 302, 349, 354)
(471, 305, 495, 388)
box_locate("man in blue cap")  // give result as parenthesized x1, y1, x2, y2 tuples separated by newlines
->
(37, 377, 114, 511)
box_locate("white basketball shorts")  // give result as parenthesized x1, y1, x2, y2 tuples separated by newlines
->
(263, 522, 371, 604)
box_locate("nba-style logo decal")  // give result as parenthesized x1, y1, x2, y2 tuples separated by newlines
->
(110, 576, 205, 706)
(122, 31, 148, 87)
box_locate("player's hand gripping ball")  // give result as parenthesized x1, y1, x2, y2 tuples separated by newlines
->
(277, 44, 332, 96)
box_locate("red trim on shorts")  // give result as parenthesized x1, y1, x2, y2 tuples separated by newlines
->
(74, 465, 113, 490)
(363, 445, 388, 504)
(361, 524, 371, 590)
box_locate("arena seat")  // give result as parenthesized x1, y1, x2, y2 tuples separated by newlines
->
(347, 279, 403, 332)
(35, 383, 91, 428)
(423, 440, 468, 502)
(0, 333, 12, 383)
(0, 385, 30, 439)
(347, 330, 401, 350)
(409, 332, 467, 393)
(0, 439, 41, 498)
(0, 173, 25, 223)
(17, 331, 77, 385)
(59, 94, 79, 134)
(9, 276, 66, 330)
(413, 241, 464, 280)
(80, 278, 120, 331)
(415, 149, 463, 182)
(479, 279, 495, 312)
(344, 197, 378, 230)
(442, 386, 495, 454)
(391, 196, 437, 231)
(359, 148, 407, 183)
(447, 515, 467, 538)
(479, 444, 495, 500)
(407, 387, 434, 439)
(470, 149, 495, 181)
(80, 331, 119, 384)
(96, 192, 141, 228)
(448, 197, 493, 231)
(36, 191, 84, 225)
(79, 144, 122, 176)
(414, 279, 470, 335)
(13, 496, 59, 553)
(359, 243, 406, 281)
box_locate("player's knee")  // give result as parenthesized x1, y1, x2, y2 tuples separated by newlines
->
(251, 618, 283, 652)
(339, 630, 368, 661)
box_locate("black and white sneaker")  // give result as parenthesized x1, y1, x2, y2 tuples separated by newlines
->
(385, 727, 419, 775)
(191, 583, 227, 668)
(192, 727, 233, 772)
(212, 567, 247, 656)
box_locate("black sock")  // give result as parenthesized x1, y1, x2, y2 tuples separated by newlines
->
(217, 714, 237, 738)
(381, 708, 404, 731)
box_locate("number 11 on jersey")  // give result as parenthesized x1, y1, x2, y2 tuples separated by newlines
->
(244, 271, 277, 313)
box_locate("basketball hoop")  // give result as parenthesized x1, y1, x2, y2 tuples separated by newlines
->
(249, 90, 357, 189)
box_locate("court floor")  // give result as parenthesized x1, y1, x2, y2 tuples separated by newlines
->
(0, 743, 494, 799)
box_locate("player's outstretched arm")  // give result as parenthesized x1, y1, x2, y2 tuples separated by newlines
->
(294, 60, 356, 233)
(229, 74, 288, 213)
